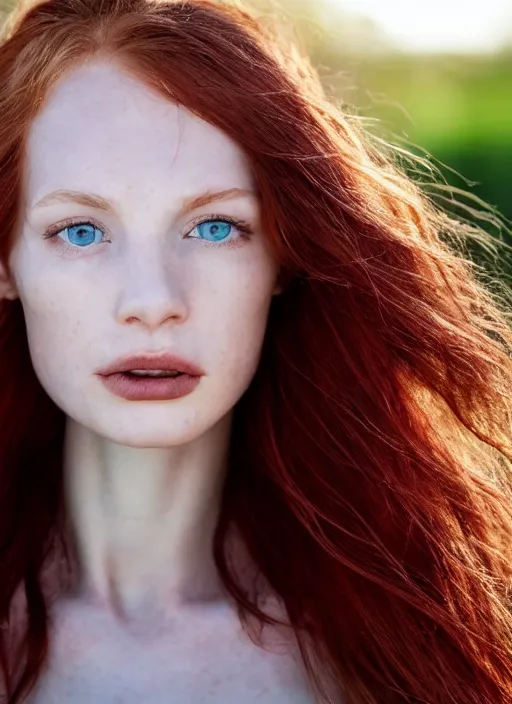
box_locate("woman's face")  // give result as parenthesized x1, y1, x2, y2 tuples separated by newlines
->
(7, 59, 280, 447)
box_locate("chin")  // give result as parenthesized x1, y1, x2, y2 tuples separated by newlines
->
(84, 405, 227, 449)
(96, 421, 206, 448)
(60, 385, 235, 448)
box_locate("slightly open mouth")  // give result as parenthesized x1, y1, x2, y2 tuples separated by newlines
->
(121, 370, 185, 378)
(99, 369, 200, 401)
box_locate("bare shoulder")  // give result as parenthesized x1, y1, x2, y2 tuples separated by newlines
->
(25, 595, 320, 704)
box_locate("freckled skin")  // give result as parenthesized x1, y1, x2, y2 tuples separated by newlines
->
(10, 58, 280, 449)
(4, 59, 318, 703)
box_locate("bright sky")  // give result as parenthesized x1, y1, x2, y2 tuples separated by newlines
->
(328, 0, 512, 52)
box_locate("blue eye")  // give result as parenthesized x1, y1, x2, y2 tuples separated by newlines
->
(194, 220, 233, 242)
(43, 216, 253, 251)
(60, 223, 104, 247)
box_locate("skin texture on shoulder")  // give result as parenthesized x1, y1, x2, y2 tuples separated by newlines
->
(25, 591, 318, 704)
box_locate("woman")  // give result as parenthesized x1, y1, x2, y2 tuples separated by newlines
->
(0, 0, 511, 701)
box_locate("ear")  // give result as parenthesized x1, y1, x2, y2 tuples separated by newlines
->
(0, 262, 18, 301)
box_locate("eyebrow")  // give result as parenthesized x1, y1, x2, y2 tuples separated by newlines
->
(31, 187, 258, 216)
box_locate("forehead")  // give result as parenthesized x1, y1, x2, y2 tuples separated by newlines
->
(24, 60, 255, 205)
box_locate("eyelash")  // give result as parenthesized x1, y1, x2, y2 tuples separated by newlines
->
(41, 213, 254, 253)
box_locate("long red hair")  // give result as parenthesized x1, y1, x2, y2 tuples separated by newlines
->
(0, 0, 511, 701)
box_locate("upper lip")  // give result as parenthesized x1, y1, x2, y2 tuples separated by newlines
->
(97, 352, 205, 377)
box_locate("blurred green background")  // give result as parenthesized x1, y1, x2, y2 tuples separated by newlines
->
(1, 0, 511, 276)
(250, 0, 512, 279)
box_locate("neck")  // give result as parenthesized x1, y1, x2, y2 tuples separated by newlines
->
(61, 413, 234, 625)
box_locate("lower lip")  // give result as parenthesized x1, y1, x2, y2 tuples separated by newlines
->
(98, 372, 201, 401)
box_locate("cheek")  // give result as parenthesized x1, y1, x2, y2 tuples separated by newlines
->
(15, 271, 95, 382)
(13, 242, 92, 325)
(20, 276, 86, 337)
(204, 265, 275, 376)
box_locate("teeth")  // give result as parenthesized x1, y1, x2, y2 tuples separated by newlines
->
(127, 370, 182, 377)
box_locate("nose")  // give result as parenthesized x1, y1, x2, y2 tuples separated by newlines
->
(114, 255, 189, 331)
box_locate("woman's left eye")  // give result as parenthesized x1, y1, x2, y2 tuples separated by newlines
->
(188, 217, 253, 245)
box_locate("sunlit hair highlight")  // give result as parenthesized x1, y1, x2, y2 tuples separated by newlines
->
(0, 0, 511, 702)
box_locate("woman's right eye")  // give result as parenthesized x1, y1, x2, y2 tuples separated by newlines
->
(44, 221, 107, 248)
